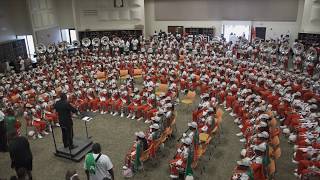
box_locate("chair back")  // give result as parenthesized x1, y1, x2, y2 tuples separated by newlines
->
(120, 70, 128, 77)
(268, 159, 276, 175)
(158, 84, 168, 92)
(216, 108, 223, 120)
(140, 144, 153, 161)
(96, 71, 106, 79)
(271, 136, 280, 146)
(133, 69, 142, 76)
(274, 147, 281, 159)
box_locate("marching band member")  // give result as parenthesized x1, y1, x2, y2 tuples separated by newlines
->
(169, 137, 193, 179)
(133, 131, 148, 171)
(127, 94, 141, 120)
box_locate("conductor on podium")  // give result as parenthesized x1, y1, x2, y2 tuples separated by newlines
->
(54, 93, 78, 149)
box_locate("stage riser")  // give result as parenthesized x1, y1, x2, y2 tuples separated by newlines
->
(54, 137, 93, 161)
(55, 144, 93, 162)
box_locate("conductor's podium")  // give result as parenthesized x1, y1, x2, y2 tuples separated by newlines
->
(52, 115, 93, 162)
(54, 137, 93, 162)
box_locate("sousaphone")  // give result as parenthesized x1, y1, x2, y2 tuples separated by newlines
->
(269, 42, 278, 54)
(260, 42, 269, 53)
(280, 43, 290, 55)
(292, 43, 304, 55)
(47, 43, 56, 53)
(195, 35, 203, 43)
(306, 47, 318, 63)
(36, 43, 46, 54)
(211, 36, 221, 45)
(253, 38, 261, 48)
(101, 36, 109, 46)
(72, 40, 81, 48)
(92, 37, 100, 47)
(226, 50, 233, 58)
(56, 42, 66, 52)
(82, 38, 91, 47)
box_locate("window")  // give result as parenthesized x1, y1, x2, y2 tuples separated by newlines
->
(16, 35, 35, 58)
(70, 29, 77, 42)
(61, 29, 77, 43)
(61, 29, 71, 43)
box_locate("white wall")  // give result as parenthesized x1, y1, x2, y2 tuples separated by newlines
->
(27, 0, 62, 44)
(0, 0, 32, 42)
(252, 21, 299, 43)
(300, 0, 320, 33)
(35, 26, 62, 45)
(74, 0, 145, 31)
(8, 0, 33, 36)
(55, 0, 74, 29)
(145, 0, 222, 36)
(28, 0, 59, 31)
(145, 0, 309, 43)
(0, 0, 16, 42)
(155, 0, 299, 21)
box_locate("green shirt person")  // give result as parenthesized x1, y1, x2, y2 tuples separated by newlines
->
(134, 131, 148, 172)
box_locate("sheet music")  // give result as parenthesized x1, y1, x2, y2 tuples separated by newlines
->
(82, 116, 92, 122)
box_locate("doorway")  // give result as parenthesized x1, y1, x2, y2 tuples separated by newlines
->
(168, 26, 184, 35)
(255, 27, 266, 40)
(223, 24, 251, 43)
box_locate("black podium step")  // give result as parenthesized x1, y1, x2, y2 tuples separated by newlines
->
(55, 137, 93, 162)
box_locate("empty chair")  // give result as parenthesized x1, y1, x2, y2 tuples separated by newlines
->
(120, 69, 129, 79)
(133, 69, 143, 78)
(155, 84, 168, 96)
(181, 91, 196, 105)
(96, 71, 106, 81)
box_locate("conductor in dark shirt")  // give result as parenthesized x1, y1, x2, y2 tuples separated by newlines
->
(54, 93, 78, 149)
(9, 136, 33, 180)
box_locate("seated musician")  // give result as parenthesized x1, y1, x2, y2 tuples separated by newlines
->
(198, 108, 215, 133)
(164, 103, 175, 128)
(108, 88, 120, 116)
(98, 89, 108, 114)
(133, 131, 148, 171)
(232, 157, 254, 180)
(250, 142, 269, 180)
(184, 122, 200, 157)
(116, 90, 129, 117)
(144, 94, 158, 123)
(41, 101, 60, 127)
(148, 123, 161, 141)
(24, 105, 48, 139)
(127, 94, 141, 120)
(74, 89, 88, 112)
(137, 93, 155, 122)
(169, 137, 193, 179)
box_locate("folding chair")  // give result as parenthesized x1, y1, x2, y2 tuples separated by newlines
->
(181, 91, 196, 110)
(96, 71, 106, 81)
(155, 84, 168, 96)
(133, 69, 143, 78)
(120, 70, 129, 80)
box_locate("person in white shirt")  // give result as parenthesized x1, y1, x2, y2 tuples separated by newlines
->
(84, 143, 114, 180)
(19, 58, 25, 71)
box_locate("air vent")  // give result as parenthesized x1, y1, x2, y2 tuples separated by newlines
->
(82, 10, 98, 16)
